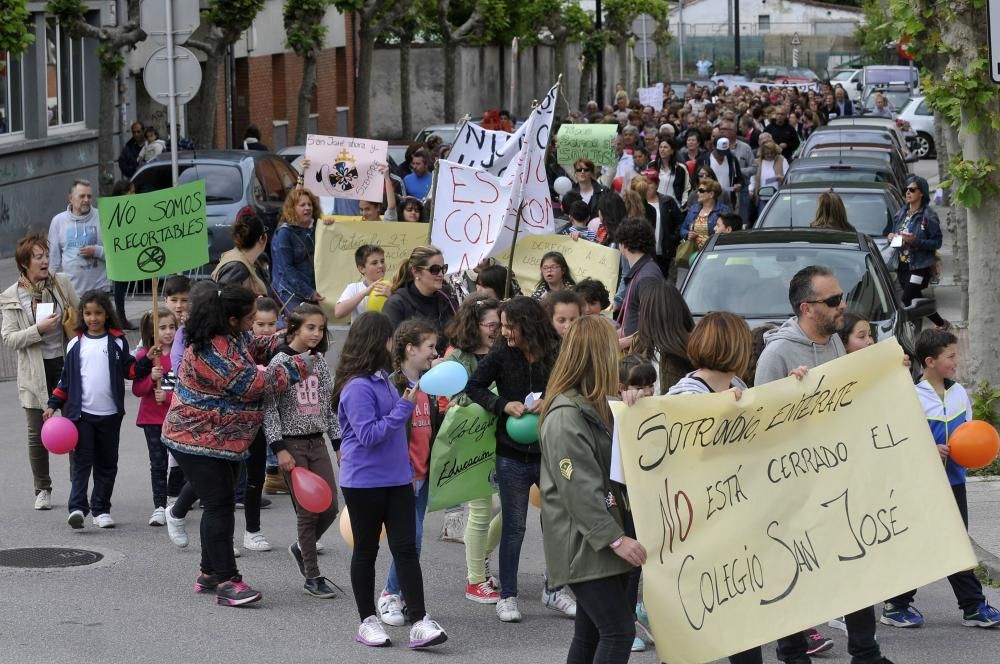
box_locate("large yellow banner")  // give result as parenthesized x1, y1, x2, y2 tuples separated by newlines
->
(314, 221, 429, 321)
(494, 234, 620, 297)
(611, 340, 976, 664)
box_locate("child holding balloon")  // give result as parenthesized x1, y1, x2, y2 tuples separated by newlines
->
(133, 307, 177, 527)
(879, 328, 1000, 629)
(263, 303, 340, 599)
(333, 312, 447, 649)
(376, 319, 442, 627)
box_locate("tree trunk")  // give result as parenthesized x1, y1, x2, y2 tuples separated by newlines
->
(400, 38, 412, 141)
(443, 40, 456, 122)
(97, 69, 117, 196)
(294, 52, 318, 145)
(941, 121, 969, 321)
(355, 21, 374, 138)
(579, 62, 592, 111)
(187, 51, 223, 150)
(554, 39, 567, 93)
(616, 40, 627, 90)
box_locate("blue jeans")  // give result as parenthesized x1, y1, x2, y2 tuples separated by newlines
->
(495, 455, 540, 599)
(141, 424, 168, 508)
(385, 479, 429, 596)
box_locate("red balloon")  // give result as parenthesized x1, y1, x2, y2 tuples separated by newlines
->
(949, 420, 1000, 469)
(41, 416, 78, 454)
(612, 176, 624, 193)
(291, 467, 334, 513)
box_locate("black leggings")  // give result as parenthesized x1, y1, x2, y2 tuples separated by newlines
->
(236, 431, 267, 533)
(341, 484, 426, 622)
(171, 449, 241, 581)
(899, 263, 945, 327)
(567, 572, 635, 664)
(113, 281, 129, 323)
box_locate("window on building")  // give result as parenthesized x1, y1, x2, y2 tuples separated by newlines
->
(1, 51, 24, 136)
(758, 15, 771, 33)
(46, 17, 85, 128)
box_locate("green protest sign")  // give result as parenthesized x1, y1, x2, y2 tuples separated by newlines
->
(427, 402, 498, 512)
(98, 180, 209, 281)
(556, 123, 619, 171)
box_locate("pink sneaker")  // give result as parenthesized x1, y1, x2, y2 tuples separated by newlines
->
(214, 578, 262, 606)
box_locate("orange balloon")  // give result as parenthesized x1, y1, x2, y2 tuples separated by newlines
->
(529, 484, 541, 508)
(338, 506, 386, 548)
(949, 420, 1000, 469)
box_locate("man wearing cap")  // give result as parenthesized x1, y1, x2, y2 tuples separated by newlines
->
(696, 137, 745, 210)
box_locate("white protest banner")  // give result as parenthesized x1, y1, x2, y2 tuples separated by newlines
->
(430, 161, 513, 273)
(304, 134, 388, 201)
(638, 82, 664, 109)
(449, 123, 516, 173)
(610, 339, 978, 664)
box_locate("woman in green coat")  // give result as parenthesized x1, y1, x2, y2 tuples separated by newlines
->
(539, 316, 647, 663)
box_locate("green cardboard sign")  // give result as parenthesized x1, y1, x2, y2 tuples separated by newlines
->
(99, 180, 209, 280)
(427, 402, 498, 512)
(556, 123, 619, 171)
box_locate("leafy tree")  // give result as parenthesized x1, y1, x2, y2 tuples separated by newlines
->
(604, 0, 668, 91)
(0, 0, 35, 55)
(530, 0, 592, 106)
(48, 0, 145, 194)
(284, 0, 334, 144)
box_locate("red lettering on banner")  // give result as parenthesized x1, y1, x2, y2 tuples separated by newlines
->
(475, 172, 501, 203)
(449, 166, 475, 204)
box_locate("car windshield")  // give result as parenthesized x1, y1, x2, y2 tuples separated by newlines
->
(684, 247, 891, 321)
(414, 127, 459, 145)
(132, 163, 243, 203)
(789, 67, 818, 79)
(831, 70, 856, 82)
(785, 168, 892, 186)
(864, 90, 910, 111)
(758, 192, 892, 237)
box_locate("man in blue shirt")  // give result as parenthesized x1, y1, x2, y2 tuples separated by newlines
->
(403, 150, 433, 200)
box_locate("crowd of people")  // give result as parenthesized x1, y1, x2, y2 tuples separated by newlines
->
(1, 77, 990, 663)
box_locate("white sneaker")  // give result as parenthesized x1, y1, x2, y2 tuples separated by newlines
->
(34, 490, 52, 510)
(67, 510, 85, 529)
(378, 592, 406, 626)
(92, 513, 115, 528)
(233, 546, 241, 558)
(439, 510, 466, 542)
(543, 587, 576, 617)
(148, 506, 166, 526)
(243, 530, 272, 551)
(409, 615, 448, 648)
(356, 615, 390, 647)
(315, 539, 325, 553)
(496, 596, 522, 622)
(165, 506, 188, 547)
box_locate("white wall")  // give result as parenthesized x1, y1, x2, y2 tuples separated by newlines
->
(669, 0, 861, 36)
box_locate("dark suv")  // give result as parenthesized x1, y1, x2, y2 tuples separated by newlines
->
(131, 150, 298, 265)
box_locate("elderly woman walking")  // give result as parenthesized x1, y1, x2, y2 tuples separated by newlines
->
(1, 233, 79, 510)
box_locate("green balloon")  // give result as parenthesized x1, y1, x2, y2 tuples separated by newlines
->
(506, 413, 540, 445)
(688, 251, 700, 267)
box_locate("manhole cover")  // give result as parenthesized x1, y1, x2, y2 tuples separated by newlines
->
(0, 547, 104, 569)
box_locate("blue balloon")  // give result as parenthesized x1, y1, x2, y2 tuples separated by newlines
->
(419, 360, 469, 396)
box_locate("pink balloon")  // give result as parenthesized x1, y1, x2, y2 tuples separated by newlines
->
(41, 416, 78, 454)
(291, 467, 333, 513)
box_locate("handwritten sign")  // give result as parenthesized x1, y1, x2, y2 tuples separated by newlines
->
(449, 123, 517, 173)
(304, 134, 388, 202)
(638, 82, 664, 109)
(313, 221, 429, 321)
(427, 401, 497, 512)
(98, 180, 208, 281)
(494, 233, 620, 296)
(610, 340, 977, 664)
(556, 124, 618, 171)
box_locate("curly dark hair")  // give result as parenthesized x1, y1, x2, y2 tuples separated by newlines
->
(499, 296, 560, 370)
(446, 293, 500, 354)
(331, 312, 394, 409)
(184, 281, 256, 352)
(615, 216, 655, 255)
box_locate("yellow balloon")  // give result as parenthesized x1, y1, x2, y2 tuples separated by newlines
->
(529, 483, 541, 509)
(338, 506, 386, 548)
(366, 279, 391, 312)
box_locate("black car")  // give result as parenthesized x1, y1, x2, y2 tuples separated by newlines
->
(754, 181, 904, 245)
(132, 150, 298, 265)
(804, 146, 911, 187)
(680, 228, 935, 359)
(781, 155, 906, 193)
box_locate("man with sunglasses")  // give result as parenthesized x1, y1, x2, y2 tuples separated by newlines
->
(752, 265, 895, 664)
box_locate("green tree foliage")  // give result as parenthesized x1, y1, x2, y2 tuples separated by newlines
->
(1, 0, 35, 55)
(284, 0, 333, 144)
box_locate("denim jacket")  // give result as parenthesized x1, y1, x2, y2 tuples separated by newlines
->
(270, 223, 316, 302)
(883, 204, 941, 271)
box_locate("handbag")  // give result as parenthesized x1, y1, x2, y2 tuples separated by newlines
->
(50, 278, 78, 338)
(675, 239, 696, 266)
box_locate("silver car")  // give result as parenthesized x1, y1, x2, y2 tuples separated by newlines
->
(898, 96, 936, 159)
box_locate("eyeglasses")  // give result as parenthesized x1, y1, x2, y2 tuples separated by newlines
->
(905, 186, 919, 193)
(575, 167, 591, 173)
(697, 188, 708, 194)
(420, 264, 448, 276)
(479, 322, 500, 330)
(541, 264, 561, 272)
(805, 293, 844, 308)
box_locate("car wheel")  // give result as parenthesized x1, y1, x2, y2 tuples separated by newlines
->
(915, 132, 934, 159)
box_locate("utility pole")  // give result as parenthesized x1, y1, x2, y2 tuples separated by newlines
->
(734, 0, 741, 72)
(596, 0, 604, 106)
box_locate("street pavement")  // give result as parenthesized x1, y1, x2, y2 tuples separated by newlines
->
(2, 159, 999, 663)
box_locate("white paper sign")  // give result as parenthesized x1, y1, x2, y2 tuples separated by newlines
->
(304, 134, 388, 202)
(637, 83, 664, 109)
(431, 161, 514, 272)
(35, 303, 54, 320)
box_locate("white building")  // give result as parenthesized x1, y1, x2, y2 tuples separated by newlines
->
(670, 0, 863, 38)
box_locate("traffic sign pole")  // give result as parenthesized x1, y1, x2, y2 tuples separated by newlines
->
(165, 0, 178, 186)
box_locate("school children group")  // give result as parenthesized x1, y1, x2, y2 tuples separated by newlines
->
(10, 225, 999, 661)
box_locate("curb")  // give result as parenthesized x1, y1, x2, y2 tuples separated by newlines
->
(972, 538, 1000, 584)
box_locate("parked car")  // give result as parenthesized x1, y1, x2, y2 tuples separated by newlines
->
(826, 116, 910, 156)
(861, 65, 919, 90)
(756, 65, 820, 83)
(831, 69, 862, 99)
(277, 145, 304, 166)
(753, 181, 904, 245)
(131, 150, 298, 266)
(898, 96, 936, 159)
(679, 228, 930, 358)
(782, 155, 906, 193)
(860, 85, 912, 116)
(798, 126, 911, 161)
(414, 123, 462, 145)
(805, 145, 912, 183)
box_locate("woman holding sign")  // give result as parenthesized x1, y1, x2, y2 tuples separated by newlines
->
(272, 187, 323, 317)
(539, 316, 646, 663)
(1, 234, 79, 511)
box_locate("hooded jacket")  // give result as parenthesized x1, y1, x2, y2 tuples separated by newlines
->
(538, 389, 632, 587)
(668, 371, 748, 395)
(916, 379, 972, 486)
(48, 206, 109, 295)
(754, 317, 845, 386)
